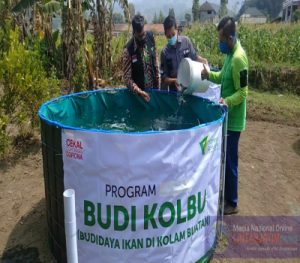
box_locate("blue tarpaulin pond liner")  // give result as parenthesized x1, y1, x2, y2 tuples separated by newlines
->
(39, 88, 227, 263)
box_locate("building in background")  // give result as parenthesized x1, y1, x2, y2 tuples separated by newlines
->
(199, 1, 219, 23)
(198, 1, 235, 24)
(240, 7, 267, 24)
(282, 0, 300, 22)
(271, 11, 283, 23)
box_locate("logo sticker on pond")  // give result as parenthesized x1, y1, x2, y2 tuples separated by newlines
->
(65, 138, 84, 160)
(200, 136, 218, 155)
(200, 136, 209, 155)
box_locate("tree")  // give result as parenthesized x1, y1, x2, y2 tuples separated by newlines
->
(11, 0, 63, 76)
(12, 0, 61, 40)
(292, 9, 300, 22)
(169, 8, 175, 18)
(219, 0, 228, 18)
(128, 3, 135, 20)
(185, 13, 192, 25)
(113, 12, 124, 24)
(192, 0, 200, 22)
(61, 0, 86, 92)
(92, 0, 129, 84)
(158, 10, 165, 23)
(152, 12, 158, 24)
(0, 0, 11, 56)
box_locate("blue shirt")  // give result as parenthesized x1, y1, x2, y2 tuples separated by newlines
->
(160, 36, 198, 80)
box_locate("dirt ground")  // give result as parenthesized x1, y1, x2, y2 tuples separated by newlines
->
(0, 121, 299, 263)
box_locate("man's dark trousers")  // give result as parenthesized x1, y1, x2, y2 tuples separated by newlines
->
(225, 130, 241, 208)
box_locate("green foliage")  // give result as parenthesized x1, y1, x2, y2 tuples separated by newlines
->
(40, 0, 61, 14)
(12, 0, 60, 14)
(185, 23, 300, 94)
(248, 89, 300, 127)
(293, 10, 300, 22)
(219, 0, 228, 18)
(113, 12, 125, 24)
(153, 11, 165, 24)
(169, 8, 175, 18)
(110, 33, 128, 85)
(153, 13, 158, 24)
(238, 24, 300, 67)
(112, 33, 127, 63)
(192, 0, 200, 22)
(12, 0, 38, 12)
(155, 35, 167, 55)
(185, 24, 222, 67)
(0, 111, 10, 158)
(128, 3, 135, 21)
(158, 10, 165, 23)
(185, 23, 300, 68)
(0, 30, 60, 128)
(0, 1, 11, 57)
(38, 30, 62, 77)
(72, 46, 89, 92)
(0, 19, 11, 58)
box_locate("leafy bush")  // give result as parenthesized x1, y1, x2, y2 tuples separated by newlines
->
(185, 24, 223, 68)
(0, 18, 11, 58)
(110, 33, 128, 85)
(0, 111, 10, 158)
(0, 30, 60, 128)
(37, 30, 63, 78)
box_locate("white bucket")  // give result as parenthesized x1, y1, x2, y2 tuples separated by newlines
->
(178, 58, 210, 94)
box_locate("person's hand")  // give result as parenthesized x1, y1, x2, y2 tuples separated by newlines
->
(201, 63, 210, 80)
(197, 56, 208, 65)
(133, 85, 150, 102)
(219, 98, 226, 105)
(138, 90, 150, 102)
(174, 79, 181, 91)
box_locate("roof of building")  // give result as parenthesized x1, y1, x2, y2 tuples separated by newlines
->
(199, 1, 235, 16)
(200, 1, 217, 12)
(243, 7, 266, 17)
(271, 11, 283, 23)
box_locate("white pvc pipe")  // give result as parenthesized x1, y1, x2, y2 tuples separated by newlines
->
(63, 189, 78, 263)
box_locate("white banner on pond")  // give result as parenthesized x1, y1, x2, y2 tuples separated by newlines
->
(62, 122, 223, 263)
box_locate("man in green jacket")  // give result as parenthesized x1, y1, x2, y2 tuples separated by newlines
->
(202, 17, 248, 215)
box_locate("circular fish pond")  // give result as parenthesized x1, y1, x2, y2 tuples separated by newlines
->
(39, 88, 226, 263)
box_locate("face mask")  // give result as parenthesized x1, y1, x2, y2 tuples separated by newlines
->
(168, 34, 177, 46)
(219, 41, 230, 54)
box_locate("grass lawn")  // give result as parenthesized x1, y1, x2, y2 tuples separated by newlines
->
(247, 89, 300, 127)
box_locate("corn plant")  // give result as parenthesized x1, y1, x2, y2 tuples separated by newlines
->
(185, 23, 300, 68)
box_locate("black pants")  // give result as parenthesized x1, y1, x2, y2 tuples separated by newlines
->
(225, 130, 241, 208)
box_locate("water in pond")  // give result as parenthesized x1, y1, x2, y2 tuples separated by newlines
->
(68, 94, 202, 132)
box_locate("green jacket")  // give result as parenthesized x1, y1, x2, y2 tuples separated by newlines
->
(209, 40, 249, 132)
